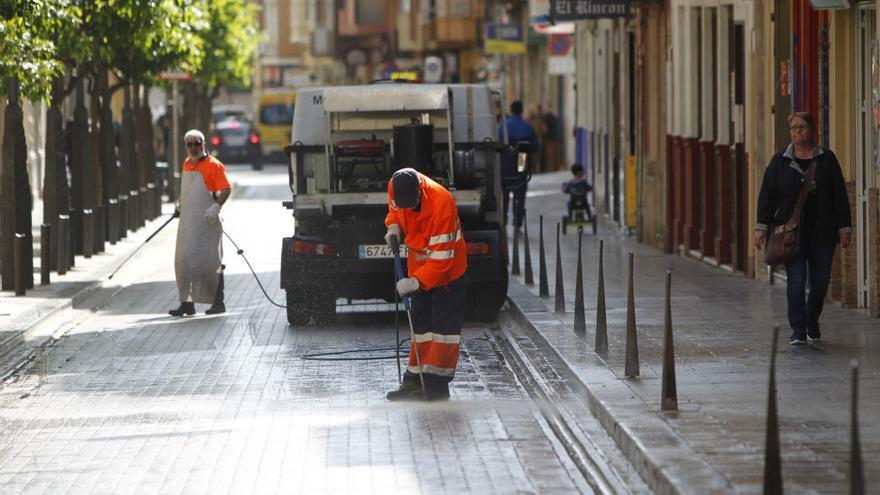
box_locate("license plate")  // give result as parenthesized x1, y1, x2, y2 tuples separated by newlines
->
(225, 135, 246, 147)
(358, 244, 408, 259)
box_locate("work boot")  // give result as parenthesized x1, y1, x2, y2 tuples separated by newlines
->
(205, 303, 226, 315)
(425, 384, 450, 402)
(169, 302, 195, 317)
(386, 380, 424, 401)
(206, 269, 225, 314)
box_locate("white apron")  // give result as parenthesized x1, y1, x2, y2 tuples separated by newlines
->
(174, 171, 222, 303)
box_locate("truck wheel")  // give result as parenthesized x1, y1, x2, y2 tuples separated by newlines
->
(313, 290, 337, 324)
(286, 290, 313, 326)
(466, 276, 508, 323)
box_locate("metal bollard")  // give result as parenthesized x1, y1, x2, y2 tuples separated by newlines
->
(40, 224, 50, 286)
(763, 326, 783, 495)
(850, 360, 864, 495)
(624, 252, 639, 378)
(136, 188, 146, 228)
(94, 205, 105, 253)
(14, 234, 26, 295)
(511, 226, 521, 275)
(82, 208, 94, 259)
(595, 239, 608, 357)
(523, 210, 534, 285)
(119, 194, 128, 238)
(573, 228, 586, 335)
(538, 215, 549, 297)
(661, 271, 678, 411)
(57, 214, 70, 275)
(554, 223, 565, 315)
(146, 182, 157, 220)
(108, 198, 119, 244)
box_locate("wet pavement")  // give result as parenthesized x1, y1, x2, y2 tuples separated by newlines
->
(0, 166, 649, 494)
(3, 165, 875, 494)
(507, 172, 880, 494)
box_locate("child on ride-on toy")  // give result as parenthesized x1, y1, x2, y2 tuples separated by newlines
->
(562, 163, 592, 221)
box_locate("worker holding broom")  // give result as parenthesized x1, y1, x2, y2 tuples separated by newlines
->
(384, 168, 467, 401)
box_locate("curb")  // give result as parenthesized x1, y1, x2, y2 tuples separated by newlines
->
(0, 213, 174, 379)
(506, 280, 734, 495)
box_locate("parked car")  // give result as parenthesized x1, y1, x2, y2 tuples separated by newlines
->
(212, 104, 251, 125)
(208, 117, 263, 170)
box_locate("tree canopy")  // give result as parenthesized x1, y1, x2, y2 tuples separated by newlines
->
(1, 0, 261, 100)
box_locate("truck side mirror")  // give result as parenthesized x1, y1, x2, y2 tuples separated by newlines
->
(515, 141, 531, 173)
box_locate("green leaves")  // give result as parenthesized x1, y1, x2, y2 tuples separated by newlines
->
(1, 0, 261, 100)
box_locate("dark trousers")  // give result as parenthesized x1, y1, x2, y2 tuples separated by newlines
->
(403, 276, 467, 390)
(503, 186, 527, 228)
(784, 243, 835, 337)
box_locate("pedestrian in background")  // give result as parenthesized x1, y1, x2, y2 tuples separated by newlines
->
(498, 100, 538, 228)
(384, 168, 468, 401)
(540, 102, 561, 171)
(526, 104, 547, 173)
(169, 130, 231, 317)
(755, 112, 852, 345)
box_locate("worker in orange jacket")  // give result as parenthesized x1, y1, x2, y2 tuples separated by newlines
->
(384, 168, 467, 401)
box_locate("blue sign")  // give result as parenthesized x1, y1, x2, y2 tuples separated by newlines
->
(485, 23, 526, 54)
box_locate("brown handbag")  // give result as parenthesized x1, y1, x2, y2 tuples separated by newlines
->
(765, 160, 816, 266)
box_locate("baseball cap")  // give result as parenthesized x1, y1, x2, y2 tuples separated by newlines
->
(391, 168, 420, 208)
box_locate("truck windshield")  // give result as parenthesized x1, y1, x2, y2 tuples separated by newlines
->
(261, 104, 295, 125)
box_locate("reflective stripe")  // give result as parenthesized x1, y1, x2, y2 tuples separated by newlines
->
(413, 332, 461, 344)
(407, 364, 456, 377)
(414, 249, 455, 261)
(428, 229, 462, 246)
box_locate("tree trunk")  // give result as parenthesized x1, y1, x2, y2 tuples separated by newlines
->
(0, 78, 34, 290)
(121, 84, 139, 195)
(97, 67, 117, 204)
(70, 74, 94, 255)
(89, 77, 103, 206)
(198, 86, 212, 133)
(43, 77, 68, 270)
(133, 82, 156, 188)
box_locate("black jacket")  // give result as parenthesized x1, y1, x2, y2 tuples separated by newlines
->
(756, 145, 851, 246)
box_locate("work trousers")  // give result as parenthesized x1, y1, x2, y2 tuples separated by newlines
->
(403, 276, 467, 390)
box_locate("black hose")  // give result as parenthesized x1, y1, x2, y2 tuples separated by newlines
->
(222, 229, 413, 365)
(221, 229, 287, 308)
(301, 339, 410, 361)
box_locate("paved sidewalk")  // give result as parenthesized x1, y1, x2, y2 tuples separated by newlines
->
(506, 172, 879, 494)
(0, 202, 176, 376)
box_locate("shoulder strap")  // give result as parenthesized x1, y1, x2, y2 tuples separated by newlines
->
(785, 159, 817, 228)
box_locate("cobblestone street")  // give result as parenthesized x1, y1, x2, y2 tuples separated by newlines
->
(0, 166, 644, 494)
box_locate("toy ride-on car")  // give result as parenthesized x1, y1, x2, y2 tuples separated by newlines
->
(562, 196, 596, 234)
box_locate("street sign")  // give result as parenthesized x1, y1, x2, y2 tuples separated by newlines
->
(424, 56, 443, 83)
(549, 0, 630, 20)
(485, 23, 527, 54)
(158, 71, 191, 81)
(548, 54, 576, 75)
(547, 34, 573, 56)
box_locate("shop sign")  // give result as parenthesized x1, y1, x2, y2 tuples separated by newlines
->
(808, 0, 849, 9)
(549, 0, 630, 20)
(485, 23, 527, 54)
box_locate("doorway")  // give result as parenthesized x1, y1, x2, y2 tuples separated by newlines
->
(856, 7, 877, 308)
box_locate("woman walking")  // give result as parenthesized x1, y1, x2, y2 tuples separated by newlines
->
(754, 112, 852, 345)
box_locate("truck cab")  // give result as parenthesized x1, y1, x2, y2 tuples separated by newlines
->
(281, 83, 510, 325)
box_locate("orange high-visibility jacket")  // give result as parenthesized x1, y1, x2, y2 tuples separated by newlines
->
(385, 172, 467, 290)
